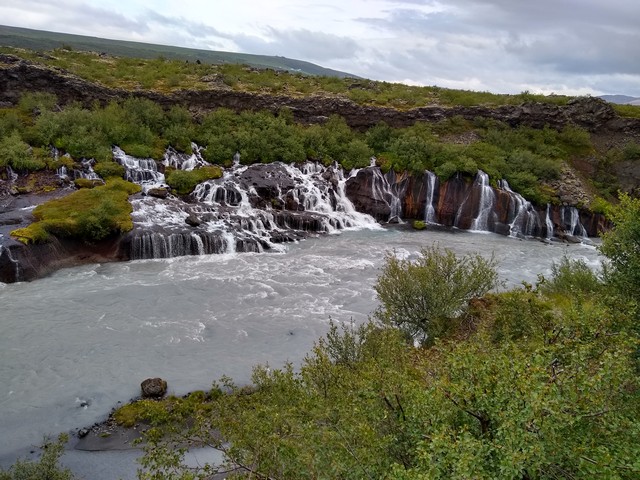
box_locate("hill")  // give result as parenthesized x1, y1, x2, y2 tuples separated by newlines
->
(0, 24, 356, 78)
(599, 94, 640, 105)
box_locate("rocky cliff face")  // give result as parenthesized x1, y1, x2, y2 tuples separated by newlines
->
(345, 167, 609, 239)
(2, 55, 640, 135)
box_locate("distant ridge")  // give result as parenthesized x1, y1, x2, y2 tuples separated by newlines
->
(0, 24, 357, 78)
(599, 94, 640, 105)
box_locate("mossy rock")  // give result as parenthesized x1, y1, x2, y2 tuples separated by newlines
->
(74, 178, 104, 189)
(413, 220, 427, 230)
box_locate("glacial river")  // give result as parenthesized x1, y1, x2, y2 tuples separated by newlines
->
(0, 228, 601, 475)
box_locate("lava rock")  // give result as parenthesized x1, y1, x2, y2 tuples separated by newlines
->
(147, 187, 169, 199)
(141, 378, 167, 398)
(185, 213, 202, 227)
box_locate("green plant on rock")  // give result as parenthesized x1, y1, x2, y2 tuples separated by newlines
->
(166, 166, 223, 195)
(10, 178, 140, 244)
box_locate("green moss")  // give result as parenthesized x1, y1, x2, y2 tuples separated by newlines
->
(10, 178, 141, 244)
(93, 161, 125, 179)
(112, 390, 213, 428)
(73, 178, 103, 189)
(412, 220, 427, 230)
(166, 165, 223, 195)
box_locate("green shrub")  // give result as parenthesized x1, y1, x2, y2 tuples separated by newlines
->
(166, 166, 223, 195)
(0, 434, 73, 480)
(93, 161, 125, 179)
(11, 179, 140, 243)
(540, 256, 601, 296)
(374, 246, 498, 345)
(412, 220, 426, 230)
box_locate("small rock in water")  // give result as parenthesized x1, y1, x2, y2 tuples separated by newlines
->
(185, 213, 201, 227)
(141, 377, 168, 398)
(77, 427, 90, 438)
(147, 187, 169, 199)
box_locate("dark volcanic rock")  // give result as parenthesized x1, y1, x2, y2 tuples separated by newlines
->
(141, 378, 167, 399)
(147, 187, 169, 199)
(185, 213, 201, 227)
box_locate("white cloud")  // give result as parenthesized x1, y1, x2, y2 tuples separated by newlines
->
(1, 0, 639, 96)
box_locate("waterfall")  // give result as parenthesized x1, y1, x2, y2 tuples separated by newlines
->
(369, 168, 405, 223)
(0, 245, 20, 281)
(545, 204, 554, 239)
(455, 170, 497, 232)
(498, 179, 541, 237)
(113, 147, 165, 191)
(424, 171, 438, 224)
(6, 166, 18, 183)
(163, 143, 208, 171)
(76, 159, 101, 180)
(128, 160, 380, 261)
(561, 206, 588, 237)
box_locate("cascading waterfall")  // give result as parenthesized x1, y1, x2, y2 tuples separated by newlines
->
(545, 204, 554, 239)
(561, 206, 588, 237)
(163, 143, 208, 171)
(122, 148, 380, 260)
(470, 171, 496, 231)
(6, 166, 18, 183)
(113, 147, 165, 191)
(424, 171, 438, 224)
(368, 168, 405, 223)
(455, 170, 497, 232)
(498, 179, 541, 237)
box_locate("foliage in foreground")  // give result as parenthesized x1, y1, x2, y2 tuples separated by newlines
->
(131, 231, 639, 479)
(10, 178, 141, 244)
(0, 434, 73, 480)
(374, 246, 498, 345)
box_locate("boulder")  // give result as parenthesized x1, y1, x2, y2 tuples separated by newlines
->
(185, 213, 202, 227)
(141, 377, 167, 398)
(147, 187, 169, 199)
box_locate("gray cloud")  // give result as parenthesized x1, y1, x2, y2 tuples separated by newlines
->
(231, 28, 359, 62)
(351, 0, 640, 95)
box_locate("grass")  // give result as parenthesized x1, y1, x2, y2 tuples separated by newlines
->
(166, 165, 223, 195)
(11, 178, 141, 244)
(613, 103, 640, 118)
(0, 46, 577, 109)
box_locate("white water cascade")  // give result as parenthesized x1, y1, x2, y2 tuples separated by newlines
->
(545, 204, 554, 239)
(498, 179, 541, 237)
(112, 147, 166, 192)
(561, 206, 588, 237)
(163, 143, 209, 171)
(368, 168, 405, 223)
(122, 151, 380, 260)
(424, 170, 438, 224)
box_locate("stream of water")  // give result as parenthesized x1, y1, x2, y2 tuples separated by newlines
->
(0, 228, 601, 474)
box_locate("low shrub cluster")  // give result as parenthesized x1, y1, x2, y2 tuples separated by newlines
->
(10, 178, 141, 244)
(166, 165, 223, 195)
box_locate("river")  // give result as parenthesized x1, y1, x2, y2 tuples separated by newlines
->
(0, 227, 601, 475)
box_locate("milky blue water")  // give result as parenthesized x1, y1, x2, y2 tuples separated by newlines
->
(0, 228, 601, 474)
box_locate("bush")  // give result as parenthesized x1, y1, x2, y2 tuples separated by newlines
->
(374, 246, 498, 345)
(93, 161, 125, 179)
(11, 179, 141, 243)
(539, 256, 601, 296)
(166, 165, 223, 195)
(600, 192, 640, 304)
(0, 434, 73, 480)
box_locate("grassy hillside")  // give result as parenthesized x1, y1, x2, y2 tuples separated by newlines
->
(0, 24, 355, 78)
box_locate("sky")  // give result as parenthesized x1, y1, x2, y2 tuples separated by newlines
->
(1, 0, 639, 97)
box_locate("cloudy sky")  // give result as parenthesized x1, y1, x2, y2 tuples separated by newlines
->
(2, 0, 639, 96)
